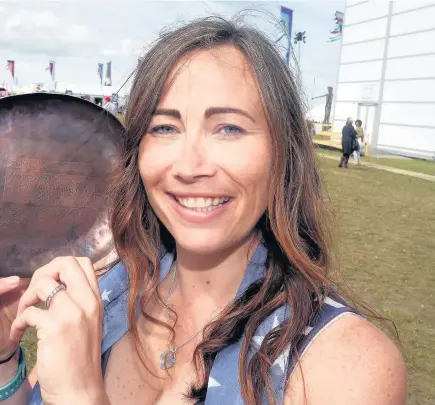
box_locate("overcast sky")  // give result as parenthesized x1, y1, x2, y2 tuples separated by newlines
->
(0, 0, 344, 107)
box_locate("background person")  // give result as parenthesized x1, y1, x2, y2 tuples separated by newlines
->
(306, 119, 316, 138)
(355, 119, 365, 159)
(340, 117, 357, 168)
(103, 96, 118, 115)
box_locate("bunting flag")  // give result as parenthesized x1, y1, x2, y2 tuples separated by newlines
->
(328, 11, 344, 42)
(294, 31, 307, 44)
(97, 63, 104, 85)
(45, 60, 55, 80)
(5, 60, 15, 79)
(280, 6, 293, 65)
(104, 61, 112, 86)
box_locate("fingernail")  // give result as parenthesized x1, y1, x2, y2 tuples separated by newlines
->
(5, 276, 20, 285)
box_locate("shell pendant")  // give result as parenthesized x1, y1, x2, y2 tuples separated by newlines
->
(160, 349, 176, 370)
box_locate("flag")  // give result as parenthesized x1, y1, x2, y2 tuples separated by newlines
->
(280, 6, 293, 65)
(328, 36, 342, 42)
(5, 60, 15, 79)
(104, 61, 112, 86)
(45, 60, 55, 80)
(328, 11, 344, 42)
(97, 63, 104, 85)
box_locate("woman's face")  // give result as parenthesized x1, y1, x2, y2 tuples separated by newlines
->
(138, 46, 272, 255)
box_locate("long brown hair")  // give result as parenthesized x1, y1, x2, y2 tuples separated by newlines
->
(110, 16, 343, 405)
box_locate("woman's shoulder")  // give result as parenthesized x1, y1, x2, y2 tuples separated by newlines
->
(285, 313, 407, 405)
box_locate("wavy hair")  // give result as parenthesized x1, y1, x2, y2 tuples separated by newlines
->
(110, 16, 349, 405)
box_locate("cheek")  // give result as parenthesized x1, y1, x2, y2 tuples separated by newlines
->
(218, 138, 272, 203)
(137, 147, 165, 218)
(137, 138, 172, 188)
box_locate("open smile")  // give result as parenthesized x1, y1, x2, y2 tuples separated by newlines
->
(167, 193, 232, 223)
(174, 196, 230, 212)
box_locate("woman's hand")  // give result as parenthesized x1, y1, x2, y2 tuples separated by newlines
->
(0, 276, 31, 360)
(9, 257, 109, 405)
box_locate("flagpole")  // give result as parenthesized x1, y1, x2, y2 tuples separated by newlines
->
(52, 62, 56, 91)
(98, 63, 104, 100)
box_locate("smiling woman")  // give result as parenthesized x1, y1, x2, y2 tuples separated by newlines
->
(20, 16, 407, 405)
(139, 46, 272, 255)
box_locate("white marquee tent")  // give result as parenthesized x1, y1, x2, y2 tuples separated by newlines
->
(332, 0, 435, 160)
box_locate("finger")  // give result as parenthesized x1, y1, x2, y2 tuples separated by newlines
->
(0, 276, 20, 295)
(29, 257, 99, 299)
(55, 257, 100, 312)
(73, 257, 100, 300)
(24, 256, 92, 297)
(22, 260, 65, 304)
(17, 277, 68, 316)
(9, 306, 49, 343)
(17, 257, 96, 316)
(0, 278, 31, 319)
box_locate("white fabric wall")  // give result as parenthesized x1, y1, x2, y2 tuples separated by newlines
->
(383, 80, 435, 102)
(336, 82, 380, 102)
(345, 1, 390, 24)
(334, 102, 359, 121)
(393, 0, 435, 13)
(378, 125, 435, 155)
(332, 1, 435, 158)
(390, 6, 435, 35)
(341, 39, 385, 63)
(379, 4, 435, 158)
(381, 103, 435, 127)
(338, 60, 383, 82)
(385, 55, 435, 80)
(388, 30, 435, 58)
(343, 18, 388, 44)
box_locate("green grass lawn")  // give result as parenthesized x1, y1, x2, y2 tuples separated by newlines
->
(318, 147, 435, 177)
(319, 156, 435, 405)
(22, 328, 37, 371)
(21, 154, 434, 404)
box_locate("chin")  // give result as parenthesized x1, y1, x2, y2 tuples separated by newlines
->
(171, 225, 257, 258)
(175, 231, 233, 256)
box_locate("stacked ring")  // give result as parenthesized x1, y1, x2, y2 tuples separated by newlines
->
(45, 284, 66, 308)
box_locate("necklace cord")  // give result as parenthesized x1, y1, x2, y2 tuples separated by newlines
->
(164, 262, 221, 352)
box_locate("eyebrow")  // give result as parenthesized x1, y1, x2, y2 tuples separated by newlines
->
(153, 109, 181, 119)
(205, 107, 255, 123)
(153, 106, 255, 123)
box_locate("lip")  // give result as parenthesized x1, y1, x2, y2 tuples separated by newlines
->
(169, 191, 232, 199)
(167, 193, 232, 224)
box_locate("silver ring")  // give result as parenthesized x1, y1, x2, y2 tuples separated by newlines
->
(45, 284, 66, 308)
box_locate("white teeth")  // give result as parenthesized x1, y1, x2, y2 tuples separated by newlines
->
(175, 196, 230, 211)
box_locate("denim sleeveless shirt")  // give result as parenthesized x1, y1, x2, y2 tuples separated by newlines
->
(29, 243, 358, 405)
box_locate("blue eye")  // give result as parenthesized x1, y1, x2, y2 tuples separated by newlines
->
(220, 125, 245, 136)
(151, 125, 178, 135)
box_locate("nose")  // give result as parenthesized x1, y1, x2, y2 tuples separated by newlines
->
(172, 136, 216, 182)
